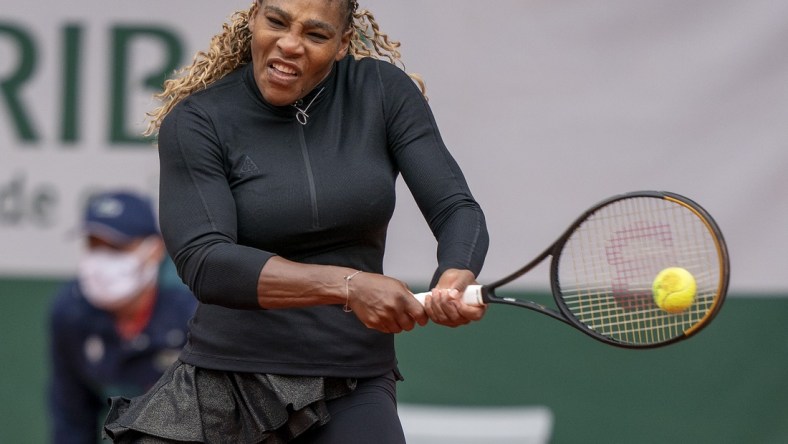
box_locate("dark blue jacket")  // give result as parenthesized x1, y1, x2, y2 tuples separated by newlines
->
(48, 277, 196, 444)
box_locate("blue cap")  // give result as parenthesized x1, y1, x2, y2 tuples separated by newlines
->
(82, 191, 159, 245)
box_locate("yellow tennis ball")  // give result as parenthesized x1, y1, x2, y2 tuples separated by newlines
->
(652, 267, 696, 313)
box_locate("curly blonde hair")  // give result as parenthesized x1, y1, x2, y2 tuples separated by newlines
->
(144, 0, 425, 136)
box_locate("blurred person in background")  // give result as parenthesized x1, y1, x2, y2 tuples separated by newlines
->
(47, 190, 196, 444)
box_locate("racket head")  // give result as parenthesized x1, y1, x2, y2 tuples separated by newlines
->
(549, 191, 729, 348)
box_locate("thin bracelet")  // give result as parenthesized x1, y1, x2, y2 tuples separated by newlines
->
(343, 270, 363, 312)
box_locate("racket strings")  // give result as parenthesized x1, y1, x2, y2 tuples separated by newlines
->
(556, 196, 723, 346)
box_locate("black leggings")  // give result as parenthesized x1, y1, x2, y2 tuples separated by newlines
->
(291, 371, 405, 444)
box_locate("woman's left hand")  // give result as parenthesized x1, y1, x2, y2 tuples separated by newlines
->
(423, 268, 486, 327)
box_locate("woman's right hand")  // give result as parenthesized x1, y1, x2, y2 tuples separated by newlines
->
(257, 257, 427, 333)
(345, 272, 428, 334)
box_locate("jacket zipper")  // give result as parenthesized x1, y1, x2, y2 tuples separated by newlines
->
(297, 124, 320, 228)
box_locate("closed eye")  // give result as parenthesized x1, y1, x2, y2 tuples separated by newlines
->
(307, 32, 330, 42)
(266, 16, 286, 29)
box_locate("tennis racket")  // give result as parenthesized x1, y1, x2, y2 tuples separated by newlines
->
(413, 191, 729, 348)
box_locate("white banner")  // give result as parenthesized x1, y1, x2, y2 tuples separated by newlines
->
(2, 0, 787, 293)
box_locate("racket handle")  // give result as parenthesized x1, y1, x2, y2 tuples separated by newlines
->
(412, 284, 484, 306)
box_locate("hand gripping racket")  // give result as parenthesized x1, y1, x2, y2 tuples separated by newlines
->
(414, 191, 730, 348)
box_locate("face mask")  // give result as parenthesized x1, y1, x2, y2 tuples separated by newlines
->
(78, 238, 160, 310)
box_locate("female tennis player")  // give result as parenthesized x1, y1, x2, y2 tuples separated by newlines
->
(103, 0, 489, 442)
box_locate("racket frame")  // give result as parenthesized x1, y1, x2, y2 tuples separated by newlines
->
(479, 190, 730, 348)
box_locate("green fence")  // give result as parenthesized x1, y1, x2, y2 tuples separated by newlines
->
(2, 278, 786, 443)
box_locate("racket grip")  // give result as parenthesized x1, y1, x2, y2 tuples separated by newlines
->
(412, 284, 484, 306)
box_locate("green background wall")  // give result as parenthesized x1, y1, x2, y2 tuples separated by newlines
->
(3, 278, 786, 443)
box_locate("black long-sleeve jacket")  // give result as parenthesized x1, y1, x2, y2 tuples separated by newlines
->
(157, 55, 488, 377)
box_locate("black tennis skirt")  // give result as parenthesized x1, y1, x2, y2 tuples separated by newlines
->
(103, 361, 357, 443)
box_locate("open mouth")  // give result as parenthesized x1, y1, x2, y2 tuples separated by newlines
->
(270, 62, 298, 77)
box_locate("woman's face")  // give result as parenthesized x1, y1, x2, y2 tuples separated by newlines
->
(249, 0, 351, 106)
